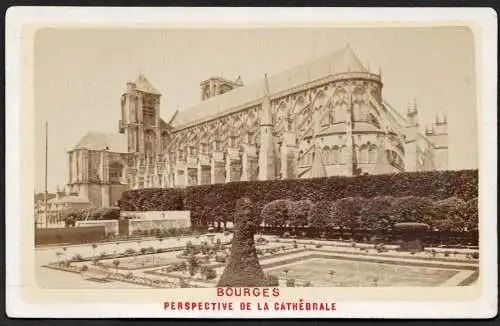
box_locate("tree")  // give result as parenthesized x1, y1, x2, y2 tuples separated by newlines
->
(333, 197, 366, 232)
(389, 196, 435, 225)
(463, 197, 478, 232)
(218, 197, 268, 287)
(91, 243, 98, 258)
(360, 196, 395, 232)
(113, 259, 120, 272)
(309, 201, 336, 229)
(187, 255, 199, 276)
(261, 199, 292, 228)
(55, 252, 62, 264)
(290, 200, 313, 227)
(433, 197, 466, 232)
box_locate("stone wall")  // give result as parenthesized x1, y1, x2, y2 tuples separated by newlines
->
(75, 220, 119, 235)
(120, 211, 191, 235)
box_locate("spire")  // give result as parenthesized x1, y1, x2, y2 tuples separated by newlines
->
(367, 60, 370, 73)
(260, 74, 273, 126)
(435, 114, 439, 124)
(443, 113, 447, 123)
(378, 65, 382, 78)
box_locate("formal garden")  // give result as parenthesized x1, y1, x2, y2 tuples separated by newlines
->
(39, 169, 480, 288)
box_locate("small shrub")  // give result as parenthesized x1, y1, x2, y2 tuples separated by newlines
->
(315, 244, 322, 248)
(282, 231, 290, 238)
(205, 267, 217, 280)
(80, 265, 88, 272)
(215, 254, 227, 263)
(286, 278, 296, 287)
(303, 281, 313, 287)
(266, 274, 279, 286)
(471, 252, 479, 259)
(444, 252, 450, 257)
(223, 231, 230, 236)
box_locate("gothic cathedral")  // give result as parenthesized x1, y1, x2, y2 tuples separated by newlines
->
(67, 46, 448, 208)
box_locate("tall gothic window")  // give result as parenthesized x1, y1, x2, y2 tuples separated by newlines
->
(145, 130, 155, 155)
(109, 161, 124, 183)
(201, 143, 208, 154)
(332, 146, 340, 164)
(369, 145, 378, 163)
(161, 132, 170, 151)
(359, 145, 369, 163)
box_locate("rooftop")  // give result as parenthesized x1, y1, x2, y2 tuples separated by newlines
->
(74, 131, 128, 153)
(170, 45, 370, 129)
(129, 74, 161, 95)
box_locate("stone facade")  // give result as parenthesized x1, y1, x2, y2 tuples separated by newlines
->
(68, 46, 448, 207)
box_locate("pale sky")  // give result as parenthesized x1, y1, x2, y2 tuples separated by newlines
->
(34, 26, 477, 192)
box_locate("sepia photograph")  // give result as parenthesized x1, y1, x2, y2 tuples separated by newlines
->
(5, 7, 497, 319)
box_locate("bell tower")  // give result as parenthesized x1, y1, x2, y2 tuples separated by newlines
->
(119, 74, 162, 156)
(200, 76, 243, 101)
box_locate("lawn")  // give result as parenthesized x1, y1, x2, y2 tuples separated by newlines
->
(267, 258, 460, 287)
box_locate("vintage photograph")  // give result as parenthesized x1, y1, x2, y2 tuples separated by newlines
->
(32, 26, 480, 290)
(5, 6, 497, 319)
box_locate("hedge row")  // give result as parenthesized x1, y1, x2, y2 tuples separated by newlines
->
(119, 188, 183, 211)
(63, 207, 121, 226)
(118, 169, 478, 227)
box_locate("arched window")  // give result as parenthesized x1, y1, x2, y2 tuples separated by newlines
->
(332, 146, 340, 164)
(369, 145, 378, 163)
(339, 146, 346, 164)
(323, 146, 330, 164)
(353, 102, 361, 121)
(359, 145, 369, 163)
(298, 150, 304, 166)
(161, 131, 170, 151)
(109, 161, 124, 183)
(145, 130, 155, 155)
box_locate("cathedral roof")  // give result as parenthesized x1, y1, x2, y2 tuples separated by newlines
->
(74, 132, 128, 153)
(171, 45, 368, 129)
(134, 74, 161, 95)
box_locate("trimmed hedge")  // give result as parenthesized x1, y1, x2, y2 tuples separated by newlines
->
(118, 169, 478, 227)
(62, 207, 120, 227)
(118, 188, 183, 211)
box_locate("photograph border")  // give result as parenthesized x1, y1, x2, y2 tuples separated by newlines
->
(5, 6, 498, 319)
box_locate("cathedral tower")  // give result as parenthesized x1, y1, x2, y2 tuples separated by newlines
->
(404, 99, 420, 171)
(200, 76, 243, 101)
(119, 74, 162, 158)
(426, 114, 449, 170)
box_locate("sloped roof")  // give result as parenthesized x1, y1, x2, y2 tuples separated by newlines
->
(171, 45, 368, 129)
(134, 74, 161, 95)
(74, 132, 128, 153)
